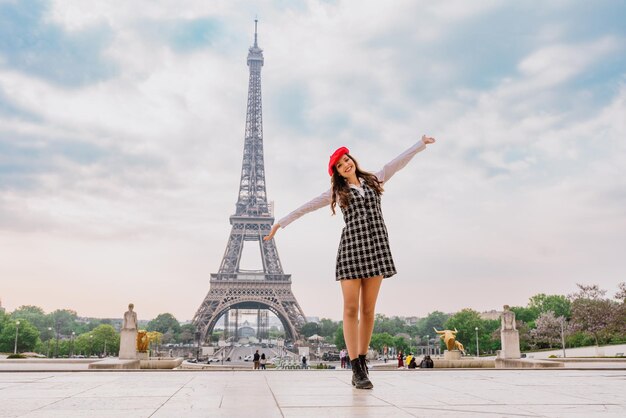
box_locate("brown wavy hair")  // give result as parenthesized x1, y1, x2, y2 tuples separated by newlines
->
(330, 153, 384, 215)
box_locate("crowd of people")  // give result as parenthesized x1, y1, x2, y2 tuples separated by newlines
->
(398, 351, 434, 369)
(251, 347, 436, 371)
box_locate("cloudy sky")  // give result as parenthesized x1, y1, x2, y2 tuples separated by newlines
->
(1, 0, 625, 322)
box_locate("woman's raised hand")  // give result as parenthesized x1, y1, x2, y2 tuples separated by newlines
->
(422, 135, 436, 144)
(263, 223, 280, 241)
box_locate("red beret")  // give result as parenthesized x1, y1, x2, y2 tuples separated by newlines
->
(328, 146, 350, 176)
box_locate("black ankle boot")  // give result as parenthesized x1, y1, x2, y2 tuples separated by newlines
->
(350, 358, 373, 389)
(358, 354, 368, 375)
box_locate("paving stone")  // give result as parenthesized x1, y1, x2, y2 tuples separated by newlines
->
(0, 369, 623, 417)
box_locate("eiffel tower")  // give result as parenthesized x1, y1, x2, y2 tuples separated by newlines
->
(193, 21, 306, 342)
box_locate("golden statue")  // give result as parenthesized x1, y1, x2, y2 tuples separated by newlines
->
(136, 330, 149, 352)
(434, 328, 466, 353)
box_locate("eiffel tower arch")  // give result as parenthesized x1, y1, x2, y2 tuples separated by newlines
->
(193, 21, 306, 342)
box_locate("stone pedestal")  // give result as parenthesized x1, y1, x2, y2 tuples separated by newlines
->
(443, 350, 462, 360)
(500, 329, 521, 359)
(137, 352, 149, 360)
(119, 329, 137, 360)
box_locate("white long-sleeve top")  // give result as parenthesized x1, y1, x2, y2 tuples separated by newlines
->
(276, 139, 427, 228)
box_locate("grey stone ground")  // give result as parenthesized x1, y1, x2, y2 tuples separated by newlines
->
(0, 369, 625, 417)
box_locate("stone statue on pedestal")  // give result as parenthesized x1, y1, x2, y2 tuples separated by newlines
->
(499, 305, 521, 359)
(119, 303, 138, 360)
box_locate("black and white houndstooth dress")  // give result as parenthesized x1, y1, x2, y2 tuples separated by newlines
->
(335, 181, 397, 281)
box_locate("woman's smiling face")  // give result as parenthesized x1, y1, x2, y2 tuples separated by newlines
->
(335, 154, 355, 178)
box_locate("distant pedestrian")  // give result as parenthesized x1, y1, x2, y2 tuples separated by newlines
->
(301, 355, 307, 369)
(405, 353, 413, 367)
(340, 349, 346, 368)
(260, 353, 267, 370)
(397, 351, 404, 368)
(253, 350, 260, 370)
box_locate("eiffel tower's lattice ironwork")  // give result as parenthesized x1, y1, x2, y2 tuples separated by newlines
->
(193, 21, 306, 342)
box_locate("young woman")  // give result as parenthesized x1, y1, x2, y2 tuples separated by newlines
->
(260, 353, 267, 370)
(264, 135, 436, 389)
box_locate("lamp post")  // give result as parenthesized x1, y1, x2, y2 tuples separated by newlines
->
(425, 335, 429, 356)
(47, 327, 52, 358)
(475, 327, 479, 357)
(104, 339, 107, 357)
(560, 317, 567, 358)
(70, 331, 76, 357)
(89, 334, 93, 357)
(54, 322, 60, 358)
(14, 320, 20, 354)
(195, 331, 201, 362)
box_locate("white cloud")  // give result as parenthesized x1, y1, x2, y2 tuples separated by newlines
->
(517, 36, 620, 87)
(1, 1, 625, 321)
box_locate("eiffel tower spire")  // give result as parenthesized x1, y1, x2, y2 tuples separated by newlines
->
(193, 21, 306, 342)
(236, 18, 267, 217)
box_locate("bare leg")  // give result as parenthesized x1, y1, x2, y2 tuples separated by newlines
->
(340, 279, 362, 360)
(358, 276, 383, 355)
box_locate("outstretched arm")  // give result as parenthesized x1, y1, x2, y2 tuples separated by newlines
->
(263, 189, 332, 241)
(375, 135, 435, 184)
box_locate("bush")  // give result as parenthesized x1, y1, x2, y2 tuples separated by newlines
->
(566, 331, 595, 348)
(609, 334, 626, 344)
(7, 353, 26, 359)
(315, 363, 334, 369)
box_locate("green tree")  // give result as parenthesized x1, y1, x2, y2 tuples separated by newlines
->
(515, 320, 533, 351)
(268, 326, 284, 339)
(90, 325, 120, 356)
(74, 318, 108, 335)
(613, 282, 626, 336)
(529, 294, 571, 319)
(418, 311, 450, 337)
(74, 333, 96, 357)
(444, 308, 484, 355)
(369, 332, 394, 353)
(373, 314, 407, 335)
(162, 329, 175, 344)
(334, 325, 346, 350)
(0, 311, 9, 341)
(147, 313, 181, 338)
(73, 326, 120, 357)
(393, 335, 410, 354)
(569, 284, 617, 345)
(508, 306, 539, 326)
(318, 318, 338, 339)
(48, 309, 78, 336)
(480, 319, 501, 354)
(179, 324, 196, 344)
(0, 319, 40, 353)
(301, 322, 320, 338)
(11, 305, 49, 333)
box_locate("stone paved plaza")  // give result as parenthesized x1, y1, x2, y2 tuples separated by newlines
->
(0, 369, 625, 417)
